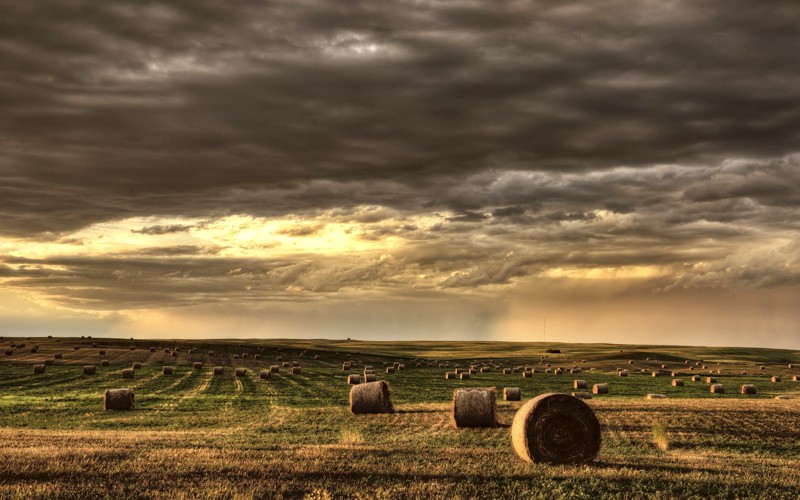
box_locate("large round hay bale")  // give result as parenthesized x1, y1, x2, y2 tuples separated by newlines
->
(104, 388, 135, 410)
(706, 377, 716, 383)
(193, 362, 202, 369)
(259, 369, 271, 380)
(740, 384, 757, 395)
(292, 366, 301, 374)
(83, 365, 96, 375)
(132, 362, 142, 370)
(793, 375, 799, 382)
(710, 384, 724, 394)
(672, 379, 684, 387)
(270, 365, 280, 373)
(122, 368, 135, 379)
(459, 372, 470, 380)
(771, 376, 781, 382)
(101, 359, 109, 367)
(504, 387, 521, 401)
(213, 366, 224, 375)
(364, 373, 377, 382)
(44, 359, 54, 366)
(129, 346, 135, 351)
(573, 380, 587, 390)
(282, 362, 290, 368)
(691, 375, 701, 382)
(349, 380, 394, 414)
(503, 368, 511, 374)
(235, 367, 247, 377)
(592, 383, 609, 395)
(162, 366, 174, 375)
(348, 374, 361, 385)
(452, 388, 496, 428)
(522, 371, 532, 378)
(445, 372, 456, 380)
(571, 391, 592, 400)
(618, 370, 628, 377)
(511, 393, 601, 464)
(386, 367, 395, 374)
(33, 364, 45, 374)
(53, 352, 62, 359)
(645, 393, 667, 399)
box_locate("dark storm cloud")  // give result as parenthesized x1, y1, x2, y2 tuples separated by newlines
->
(131, 224, 195, 235)
(1, 0, 800, 236)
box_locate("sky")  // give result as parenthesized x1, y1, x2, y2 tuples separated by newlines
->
(1, 1, 799, 347)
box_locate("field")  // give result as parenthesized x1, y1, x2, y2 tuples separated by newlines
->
(1, 337, 799, 499)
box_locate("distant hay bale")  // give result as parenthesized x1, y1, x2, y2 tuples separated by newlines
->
(101, 360, 109, 367)
(460, 372, 470, 380)
(44, 359, 54, 366)
(208, 351, 215, 356)
(691, 375, 701, 382)
(348, 374, 361, 385)
(386, 367, 395, 374)
(522, 371, 532, 378)
(481, 367, 490, 373)
(270, 365, 280, 373)
(133, 362, 142, 370)
(4, 350, 12, 356)
(342, 363, 350, 371)
(213, 366, 224, 375)
(468, 368, 477, 374)
(554, 368, 563, 375)
(164, 348, 171, 353)
(233, 354, 240, 360)
(573, 380, 587, 389)
(129, 346, 135, 351)
(618, 371, 628, 377)
(30, 346, 38, 353)
(282, 362, 290, 368)
(651, 371, 660, 377)
(242, 353, 249, 358)
(54, 353, 62, 359)
(104, 388, 135, 410)
(149, 347, 156, 352)
(503, 368, 511, 374)
(571, 391, 592, 400)
(451, 388, 496, 428)
(98, 350, 106, 355)
(162, 366, 174, 375)
(445, 372, 456, 380)
(671, 372, 680, 377)
(740, 384, 757, 395)
(364, 373, 376, 382)
(171, 351, 178, 357)
(235, 368, 247, 377)
(710, 384, 725, 394)
(193, 362, 202, 369)
(349, 380, 394, 414)
(645, 394, 667, 399)
(33, 364, 46, 374)
(122, 368, 135, 379)
(314, 355, 320, 360)
(771, 376, 781, 382)
(504, 387, 521, 401)
(254, 354, 260, 359)
(259, 369, 271, 380)
(511, 393, 601, 464)
(74, 346, 80, 350)
(292, 366, 301, 374)
(793, 375, 799, 382)
(592, 383, 609, 395)
(83, 365, 96, 375)
(706, 377, 716, 383)
(672, 379, 684, 387)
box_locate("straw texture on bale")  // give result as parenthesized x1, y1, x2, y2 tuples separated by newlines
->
(740, 384, 757, 395)
(672, 379, 684, 387)
(451, 388, 496, 428)
(104, 388, 135, 410)
(347, 374, 361, 385)
(259, 369, 271, 380)
(573, 380, 587, 390)
(504, 387, 521, 401)
(162, 366, 174, 375)
(122, 368, 135, 379)
(592, 383, 609, 395)
(710, 384, 725, 394)
(349, 381, 395, 414)
(645, 393, 667, 399)
(511, 393, 601, 464)
(33, 364, 45, 374)
(83, 365, 96, 375)
(235, 368, 247, 376)
(213, 366, 224, 375)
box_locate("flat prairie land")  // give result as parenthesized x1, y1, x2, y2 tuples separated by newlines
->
(1, 337, 799, 499)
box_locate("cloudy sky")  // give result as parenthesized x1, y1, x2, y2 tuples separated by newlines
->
(1, 1, 799, 347)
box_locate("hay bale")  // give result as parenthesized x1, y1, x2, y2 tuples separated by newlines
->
(4, 350, 12, 356)
(386, 367, 395, 374)
(571, 391, 592, 400)
(348, 374, 361, 385)
(235, 367, 247, 376)
(364, 373, 376, 382)
(710, 384, 725, 394)
(122, 368, 135, 379)
(651, 371, 660, 377)
(618, 370, 628, 377)
(132, 362, 142, 370)
(445, 372, 456, 380)
(150, 347, 157, 352)
(672, 379, 684, 387)
(503, 368, 511, 374)
(83, 365, 96, 375)
(793, 375, 799, 382)
(522, 371, 532, 378)
(213, 366, 224, 375)
(193, 362, 202, 369)
(259, 369, 271, 380)
(44, 359, 54, 366)
(282, 362, 290, 368)
(573, 380, 587, 390)
(171, 351, 178, 357)
(511, 393, 601, 464)
(771, 376, 781, 382)
(74, 346, 80, 350)
(33, 364, 46, 374)
(129, 346, 135, 351)
(592, 383, 609, 395)
(740, 384, 757, 395)
(452, 388, 496, 428)
(645, 393, 667, 399)
(349, 380, 394, 414)
(691, 375, 701, 381)
(706, 377, 716, 383)
(270, 365, 280, 373)
(504, 387, 521, 401)
(162, 366, 174, 375)
(98, 350, 106, 355)
(292, 366, 301, 374)
(101, 360, 109, 367)
(459, 372, 470, 380)
(104, 388, 135, 410)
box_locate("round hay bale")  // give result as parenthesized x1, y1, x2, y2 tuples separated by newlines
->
(691, 375, 701, 382)
(258, 369, 271, 380)
(740, 384, 757, 395)
(342, 363, 350, 371)
(503, 368, 511, 374)
(592, 383, 609, 395)
(44, 359, 54, 366)
(122, 368, 135, 379)
(651, 371, 660, 377)
(710, 384, 725, 394)
(349, 380, 394, 414)
(573, 380, 587, 390)
(83, 365, 96, 375)
(554, 368, 563, 375)
(104, 388, 135, 410)
(511, 393, 601, 464)
(645, 393, 667, 399)
(522, 371, 532, 378)
(213, 366, 224, 375)
(193, 362, 202, 369)
(171, 351, 178, 357)
(101, 360, 109, 366)
(445, 372, 456, 380)
(618, 370, 628, 377)
(504, 387, 521, 401)
(571, 391, 592, 400)
(150, 347, 157, 352)
(132, 362, 142, 370)
(793, 375, 799, 382)
(33, 364, 46, 374)
(672, 379, 684, 387)
(771, 376, 781, 382)
(292, 366, 302, 374)
(706, 377, 716, 383)
(282, 362, 290, 368)
(459, 372, 470, 380)
(129, 346, 135, 351)
(162, 366, 174, 375)
(348, 374, 361, 384)
(73, 346, 80, 350)
(235, 367, 247, 377)
(386, 367, 395, 374)
(452, 388, 496, 428)
(98, 350, 106, 355)
(4, 350, 12, 356)
(364, 373, 377, 382)
(270, 365, 280, 373)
